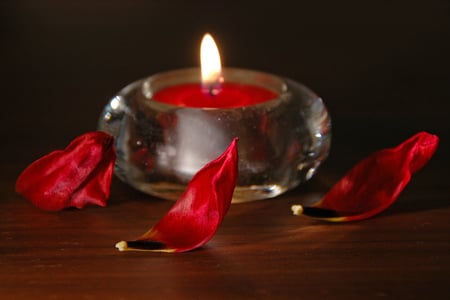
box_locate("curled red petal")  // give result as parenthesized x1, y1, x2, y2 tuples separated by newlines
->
(116, 138, 239, 253)
(16, 131, 116, 211)
(292, 132, 439, 222)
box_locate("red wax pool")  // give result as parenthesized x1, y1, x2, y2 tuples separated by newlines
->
(152, 83, 277, 108)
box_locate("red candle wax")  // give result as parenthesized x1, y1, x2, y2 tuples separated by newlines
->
(152, 83, 277, 108)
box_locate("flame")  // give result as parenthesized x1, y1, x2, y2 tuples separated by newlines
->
(200, 33, 222, 90)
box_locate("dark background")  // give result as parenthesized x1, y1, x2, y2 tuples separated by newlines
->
(1, 1, 450, 299)
(1, 0, 449, 166)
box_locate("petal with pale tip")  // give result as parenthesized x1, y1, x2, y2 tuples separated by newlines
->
(292, 132, 439, 222)
(116, 138, 239, 253)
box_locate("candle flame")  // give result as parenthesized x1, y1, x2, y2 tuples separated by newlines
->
(200, 33, 222, 93)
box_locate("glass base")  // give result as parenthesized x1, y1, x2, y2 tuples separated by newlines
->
(99, 68, 331, 202)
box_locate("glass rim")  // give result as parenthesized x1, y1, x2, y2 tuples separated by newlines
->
(118, 68, 294, 111)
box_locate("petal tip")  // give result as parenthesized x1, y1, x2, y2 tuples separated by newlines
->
(291, 205, 346, 222)
(291, 204, 303, 216)
(115, 241, 128, 251)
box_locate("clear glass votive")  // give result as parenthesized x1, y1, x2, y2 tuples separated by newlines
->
(98, 68, 331, 202)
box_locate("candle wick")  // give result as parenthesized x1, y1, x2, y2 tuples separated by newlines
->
(206, 76, 223, 96)
(208, 85, 219, 96)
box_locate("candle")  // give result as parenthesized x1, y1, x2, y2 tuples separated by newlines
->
(152, 34, 277, 108)
(99, 33, 332, 202)
(152, 82, 277, 108)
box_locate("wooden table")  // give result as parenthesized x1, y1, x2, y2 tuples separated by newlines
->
(2, 1, 449, 299)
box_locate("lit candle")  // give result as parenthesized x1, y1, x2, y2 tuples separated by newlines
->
(99, 33, 332, 202)
(153, 33, 277, 108)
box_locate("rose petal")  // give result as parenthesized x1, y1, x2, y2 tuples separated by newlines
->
(116, 138, 239, 253)
(292, 132, 439, 222)
(16, 131, 116, 211)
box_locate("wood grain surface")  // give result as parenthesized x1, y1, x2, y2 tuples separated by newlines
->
(1, 1, 449, 299)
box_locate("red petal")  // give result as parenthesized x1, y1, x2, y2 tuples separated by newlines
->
(16, 131, 116, 211)
(116, 138, 239, 253)
(292, 132, 439, 222)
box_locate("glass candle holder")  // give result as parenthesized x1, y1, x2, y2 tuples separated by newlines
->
(98, 68, 331, 202)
